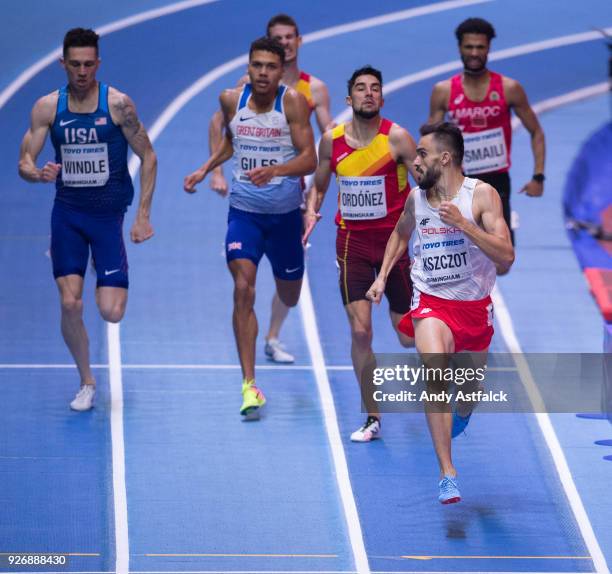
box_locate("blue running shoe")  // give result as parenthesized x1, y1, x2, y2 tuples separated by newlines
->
(438, 475, 461, 504)
(452, 412, 472, 438)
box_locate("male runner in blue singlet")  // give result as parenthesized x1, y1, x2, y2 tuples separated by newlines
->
(19, 28, 157, 411)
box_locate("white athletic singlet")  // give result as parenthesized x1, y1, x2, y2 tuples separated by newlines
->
(411, 177, 496, 300)
(229, 83, 301, 214)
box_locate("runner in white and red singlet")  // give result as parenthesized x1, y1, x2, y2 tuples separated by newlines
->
(428, 17, 545, 250)
(366, 122, 514, 504)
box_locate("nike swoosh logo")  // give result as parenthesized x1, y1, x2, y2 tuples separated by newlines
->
(104, 269, 120, 276)
(285, 267, 301, 274)
(59, 119, 77, 127)
(239, 116, 251, 122)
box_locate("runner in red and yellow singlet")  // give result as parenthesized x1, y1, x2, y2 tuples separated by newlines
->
(305, 66, 417, 442)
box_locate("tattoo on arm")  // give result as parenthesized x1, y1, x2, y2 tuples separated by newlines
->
(116, 95, 152, 157)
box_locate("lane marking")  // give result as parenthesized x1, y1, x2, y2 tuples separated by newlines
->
(334, 27, 612, 125)
(0, 0, 220, 110)
(301, 0, 492, 43)
(7, 6, 606, 574)
(400, 556, 592, 560)
(493, 285, 610, 574)
(141, 0, 493, 145)
(143, 553, 337, 558)
(10, 571, 594, 574)
(487, 83, 612, 574)
(298, 269, 370, 574)
(318, 56, 612, 574)
(511, 82, 609, 131)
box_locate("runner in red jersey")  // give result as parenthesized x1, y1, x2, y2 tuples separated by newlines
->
(306, 66, 418, 443)
(428, 17, 545, 250)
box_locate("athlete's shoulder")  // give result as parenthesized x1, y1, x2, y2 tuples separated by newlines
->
(388, 121, 416, 154)
(32, 91, 59, 125)
(107, 86, 139, 126)
(109, 86, 140, 116)
(473, 179, 498, 200)
(282, 86, 311, 114)
(409, 185, 420, 196)
(499, 73, 519, 87)
(107, 85, 130, 107)
(306, 73, 328, 92)
(434, 77, 452, 90)
(430, 79, 452, 111)
(432, 78, 452, 95)
(500, 74, 526, 103)
(219, 87, 241, 107)
(388, 121, 413, 140)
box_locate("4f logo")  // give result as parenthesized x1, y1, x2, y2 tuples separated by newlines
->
(420, 218, 430, 226)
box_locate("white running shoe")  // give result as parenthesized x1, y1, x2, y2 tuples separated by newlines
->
(70, 384, 96, 411)
(264, 338, 295, 363)
(350, 417, 381, 442)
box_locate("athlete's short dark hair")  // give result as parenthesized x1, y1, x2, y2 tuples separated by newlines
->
(420, 122, 464, 167)
(347, 66, 383, 95)
(249, 37, 286, 66)
(455, 17, 496, 44)
(63, 28, 100, 58)
(266, 14, 299, 37)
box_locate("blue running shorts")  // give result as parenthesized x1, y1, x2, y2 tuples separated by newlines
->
(225, 207, 304, 280)
(50, 201, 129, 288)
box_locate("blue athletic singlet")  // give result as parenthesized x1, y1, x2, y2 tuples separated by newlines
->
(228, 84, 302, 214)
(50, 82, 134, 214)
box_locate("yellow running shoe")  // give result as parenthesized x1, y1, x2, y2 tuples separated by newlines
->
(240, 379, 266, 419)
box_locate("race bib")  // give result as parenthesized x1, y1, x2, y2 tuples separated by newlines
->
(60, 143, 109, 187)
(462, 127, 508, 174)
(338, 175, 387, 220)
(236, 142, 283, 185)
(420, 236, 473, 285)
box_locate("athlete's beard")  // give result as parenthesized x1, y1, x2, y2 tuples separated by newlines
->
(354, 106, 379, 120)
(418, 165, 441, 191)
(462, 55, 487, 76)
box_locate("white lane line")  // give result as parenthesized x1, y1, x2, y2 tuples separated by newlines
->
(10, 6, 602, 574)
(142, 0, 493, 143)
(498, 84, 611, 574)
(490, 81, 611, 572)
(3, 6, 222, 573)
(108, 323, 129, 574)
(325, 53, 612, 574)
(9, 571, 592, 574)
(511, 82, 609, 131)
(301, 0, 492, 43)
(122, 6, 494, 572)
(493, 287, 609, 574)
(334, 27, 612, 125)
(298, 270, 369, 573)
(6, 571, 593, 574)
(0, 0, 220, 110)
